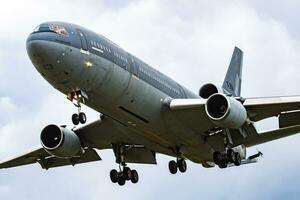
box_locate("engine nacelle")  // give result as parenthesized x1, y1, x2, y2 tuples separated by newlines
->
(199, 83, 223, 99)
(40, 124, 82, 158)
(205, 93, 247, 129)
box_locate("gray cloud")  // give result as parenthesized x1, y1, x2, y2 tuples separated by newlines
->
(1, 0, 300, 199)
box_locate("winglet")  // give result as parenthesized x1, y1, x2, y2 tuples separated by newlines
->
(222, 47, 243, 97)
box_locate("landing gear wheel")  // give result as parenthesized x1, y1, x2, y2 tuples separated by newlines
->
(168, 160, 178, 174)
(131, 170, 139, 184)
(234, 152, 241, 166)
(213, 151, 222, 165)
(123, 167, 132, 181)
(177, 159, 187, 173)
(72, 113, 79, 125)
(117, 177, 126, 186)
(79, 112, 87, 124)
(227, 149, 235, 163)
(218, 160, 228, 169)
(110, 169, 118, 183)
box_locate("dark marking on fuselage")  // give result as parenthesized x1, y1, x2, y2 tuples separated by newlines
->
(119, 106, 149, 124)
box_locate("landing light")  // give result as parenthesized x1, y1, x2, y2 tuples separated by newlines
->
(85, 61, 93, 68)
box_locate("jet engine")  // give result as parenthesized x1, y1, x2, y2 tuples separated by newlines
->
(40, 124, 82, 158)
(205, 93, 247, 129)
(199, 83, 223, 99)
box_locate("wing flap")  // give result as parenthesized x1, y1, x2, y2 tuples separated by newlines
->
(279, 111, 300, 128)
(123, 147, 156, 164)
(38, 148, 101, 169)
(244, 125, 300, 147)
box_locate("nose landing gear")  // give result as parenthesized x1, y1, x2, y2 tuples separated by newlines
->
(67, 90, 88, 125)
(72, 111, 87, 125)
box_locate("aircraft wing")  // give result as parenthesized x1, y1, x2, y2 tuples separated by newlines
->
(169, 96, 300, 145)
(169, 99, 216, 133)
(243, 124, 300, 147)
(243, 96, 300, 121)
(0, 116, 154, 170)
(0, 145, 101, 170)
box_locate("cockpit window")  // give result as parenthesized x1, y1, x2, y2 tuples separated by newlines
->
(33, 24, 69, 36)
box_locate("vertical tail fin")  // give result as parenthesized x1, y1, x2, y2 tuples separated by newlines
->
(222, 47, 243, 97)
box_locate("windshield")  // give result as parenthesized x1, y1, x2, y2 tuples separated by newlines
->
(33, 24, 69, 36)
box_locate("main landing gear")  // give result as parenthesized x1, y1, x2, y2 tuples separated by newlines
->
(110, 165, 139, 186)
(213, 148, 242, 168)
(110, 144, 139, 186)
(168, 158, 187, 174)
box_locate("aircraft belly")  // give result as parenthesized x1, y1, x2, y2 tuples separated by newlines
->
(36, 45, 213, 163)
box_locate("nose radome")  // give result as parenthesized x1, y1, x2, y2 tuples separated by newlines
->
(26, 40, 44, 59)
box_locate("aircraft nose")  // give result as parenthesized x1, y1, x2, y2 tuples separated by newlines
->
(26, 32, 76, 88)
(27, 39, 43, 59)
(26, 37, 51, 72)
(26, 33, 60, 72)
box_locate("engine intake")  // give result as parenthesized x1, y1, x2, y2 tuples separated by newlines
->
(41, 124, 82, 158)
(199, 83, 223, 99)
(205, 93, 247, 129)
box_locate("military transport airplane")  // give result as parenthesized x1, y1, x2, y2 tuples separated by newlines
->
(1, 21, 300, 186)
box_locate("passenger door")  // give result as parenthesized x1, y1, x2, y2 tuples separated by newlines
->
(77, 29, 89, 51)
(127, 54, 138, 77)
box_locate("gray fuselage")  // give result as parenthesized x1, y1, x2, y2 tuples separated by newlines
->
(26, 22, 215, 163)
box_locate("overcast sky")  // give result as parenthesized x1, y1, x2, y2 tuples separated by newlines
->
(1, 0, 300, 199)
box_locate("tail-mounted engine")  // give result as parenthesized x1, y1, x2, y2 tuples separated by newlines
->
(199, 83, 224, 99)
(40, 124, 82, 158)
(205, 93, 247, 129)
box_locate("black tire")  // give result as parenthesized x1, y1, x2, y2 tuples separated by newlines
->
(79, 112, 87, 124)
(118, 177, 126, 186)
(218, 161, 228, 169)
(234, 152, 241, 166)
(110, 169, 118, 183)
(227, 149, 235, 163)
(168, 160, 178, 174)
(213, 151, 222, 165)
(123, 167, 132, 181)
(72, 113, 79, 125)
(177, 159, 187, 173)
(131, 170, 139, 184)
